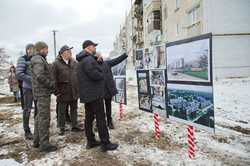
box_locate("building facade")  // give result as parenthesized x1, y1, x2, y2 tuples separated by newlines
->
(110, 0, 250, 79)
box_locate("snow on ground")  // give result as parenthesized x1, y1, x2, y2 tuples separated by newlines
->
(0, 77, 250, 166)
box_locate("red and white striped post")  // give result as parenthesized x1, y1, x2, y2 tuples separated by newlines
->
(119, 98, 124, 120)
(154, 113, 160, 140)
(187, 125, 195, 159)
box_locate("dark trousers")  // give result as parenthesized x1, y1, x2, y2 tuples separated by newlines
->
(18, 80, 24, 110)
(84, 98, 109, 144)
(23, 88, 37, 133)
(58, 100, 78, 129)
(56, 102, 70, 121)
(34, 96, 51, 148)
(104, 97, 112, 124)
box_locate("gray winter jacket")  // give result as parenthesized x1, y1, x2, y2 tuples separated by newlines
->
(16, 55, 32, 90)
(30, 54, 55, 98)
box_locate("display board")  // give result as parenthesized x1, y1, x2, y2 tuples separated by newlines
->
(136, 33, 214, 131)
(112, 56, 127, 105)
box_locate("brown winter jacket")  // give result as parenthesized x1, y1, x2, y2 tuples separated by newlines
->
(52, 56, 79, 102)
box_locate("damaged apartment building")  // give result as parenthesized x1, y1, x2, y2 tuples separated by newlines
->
(110, 0, 250, 79)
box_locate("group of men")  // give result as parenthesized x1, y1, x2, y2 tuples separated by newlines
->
(16, 40, 128, 153)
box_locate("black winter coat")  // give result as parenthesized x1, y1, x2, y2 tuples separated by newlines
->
(76, 51, 104, 103)
(103, 53, 128, 99)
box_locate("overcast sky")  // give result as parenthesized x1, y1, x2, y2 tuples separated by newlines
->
(0, 0, 132, 63)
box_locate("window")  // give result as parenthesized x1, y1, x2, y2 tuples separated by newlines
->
(147, 10, 161, 33)
(176, 24, 180, 35)
(164, 6, 168, 18)
(175, 0, 181, 10)
(188, 6, 200, 25)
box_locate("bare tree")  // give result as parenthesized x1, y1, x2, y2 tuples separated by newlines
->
(0, 48, 10, 67)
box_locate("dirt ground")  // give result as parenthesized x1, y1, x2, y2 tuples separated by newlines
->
(0, 84, 250, 166)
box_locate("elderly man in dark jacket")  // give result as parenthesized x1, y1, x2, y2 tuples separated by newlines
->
(31, 41, 57, 153)
(102, 53, 128, 129)
(76, 40, 118, 152)
(16, 43, 37, 140)
(52, 45, 81, 135)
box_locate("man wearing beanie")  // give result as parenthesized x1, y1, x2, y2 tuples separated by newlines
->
(30, 41, 57, 152)
(76, 40, 118, 152)
(16, 43, 37, 140)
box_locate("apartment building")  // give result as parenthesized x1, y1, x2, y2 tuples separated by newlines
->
(111, 0, 250, 78)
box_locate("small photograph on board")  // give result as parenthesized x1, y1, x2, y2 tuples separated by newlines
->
(137, 70, 150, 94)
(112, 60, 127, 76)
(153, 45, 166, 69)
(149, 69, 166, 86)
(115, 77, 125, 91)
(166, 37, 211, 82)
(115, 90, 126, 104)
(135, 49, 144, 69)
(143, 48, 154, 69)
(151, 86, 166, 115)
(138, 94, 152, 113)
(167, 83, 214, 130)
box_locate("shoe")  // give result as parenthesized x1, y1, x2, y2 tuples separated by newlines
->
(39, 144, 57, 153)
(101, 142, 118, 152)
(71, 127, 82, 132)
(86, 140, 102, 149)
(59, 129, 65, 136)
(25, 131, 33, 140)
(33, 142, 39, 148)
(108, 121, 115, 129)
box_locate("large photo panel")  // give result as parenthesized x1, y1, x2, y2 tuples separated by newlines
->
(167, 83, 215, 131)
(166, 34, 212, 83)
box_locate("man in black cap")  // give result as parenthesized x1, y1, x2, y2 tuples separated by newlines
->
(52, 45, 81, 135)
(76, 40, 118, 152)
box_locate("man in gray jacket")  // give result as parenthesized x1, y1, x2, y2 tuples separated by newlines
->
(16, 44, 37, 140)
(31, 41, 57, 152)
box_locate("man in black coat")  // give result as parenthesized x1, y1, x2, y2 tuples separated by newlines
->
(76, 40, 118, 152)
(101, 53, 128, 129)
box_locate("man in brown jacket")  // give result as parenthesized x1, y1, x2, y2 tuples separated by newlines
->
(52, 45, 81, 135)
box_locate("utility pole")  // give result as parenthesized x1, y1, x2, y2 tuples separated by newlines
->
(52, 30, 58, 59)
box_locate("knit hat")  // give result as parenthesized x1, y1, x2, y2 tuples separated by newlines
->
(35, 41, 48, 52)
(25, 43, 34, 51)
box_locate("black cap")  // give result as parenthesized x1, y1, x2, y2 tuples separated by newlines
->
(59, 45, 73, 55)
(82, 40, 98, 49)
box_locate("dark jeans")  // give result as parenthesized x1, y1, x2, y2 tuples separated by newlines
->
(57, 100, 78, 129)
(104, 97, 112, 124)
(18, 80, 24, 110)
(84, 98, 109, 144)
(23, 88, 37, 133)
(56, 102, 70, 120)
